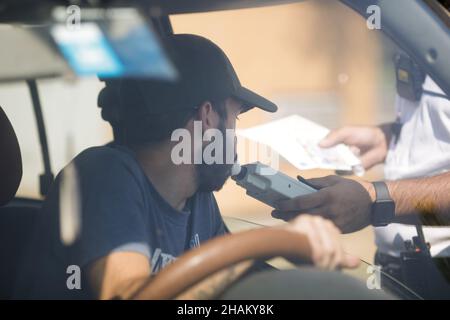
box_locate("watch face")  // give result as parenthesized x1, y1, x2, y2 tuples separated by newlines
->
(372, 200, 396, 226)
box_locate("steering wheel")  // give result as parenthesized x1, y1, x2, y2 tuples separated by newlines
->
(130, 227, 312, 299)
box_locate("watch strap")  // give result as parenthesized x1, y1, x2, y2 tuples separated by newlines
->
(373, 181, 391, 201)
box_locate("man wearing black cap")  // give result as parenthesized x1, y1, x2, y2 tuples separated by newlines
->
(14, 34, 357, 300)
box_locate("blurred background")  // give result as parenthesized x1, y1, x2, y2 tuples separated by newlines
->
(0, 0, 400, 265)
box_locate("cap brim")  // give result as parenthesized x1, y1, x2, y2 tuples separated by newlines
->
(234, 87, 278, 113)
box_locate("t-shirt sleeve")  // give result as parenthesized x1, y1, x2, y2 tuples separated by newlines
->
(64, 149, 151, 267)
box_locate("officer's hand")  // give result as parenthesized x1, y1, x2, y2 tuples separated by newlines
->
(319, 125, 390, 170)
(283, 215, 360, 270)
(272, 175, 376, 234)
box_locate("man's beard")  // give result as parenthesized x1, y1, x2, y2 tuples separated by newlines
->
(196, 120, 235, 192)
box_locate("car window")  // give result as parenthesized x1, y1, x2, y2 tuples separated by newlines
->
(0, 77, 112, 199)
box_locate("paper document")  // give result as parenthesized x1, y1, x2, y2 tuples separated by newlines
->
(237, 115, 363, 175)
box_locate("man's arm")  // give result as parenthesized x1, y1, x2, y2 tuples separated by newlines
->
(87, 215, 359, 300)
(87, 251, 151, 300)
(386, 171, 450, 225)
(87, 252, 251, 300)
(175, 261, 254, 300)
(274, 172, 450, 233)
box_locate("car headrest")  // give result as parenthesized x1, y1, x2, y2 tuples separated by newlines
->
(0, 107, 22, 206)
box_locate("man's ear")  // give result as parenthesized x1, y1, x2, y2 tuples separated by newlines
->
(197, 101, 219, 131)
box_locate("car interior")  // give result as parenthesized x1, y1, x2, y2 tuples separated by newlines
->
(0, 0, 449, 300)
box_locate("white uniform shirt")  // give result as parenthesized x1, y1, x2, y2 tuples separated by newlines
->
(375, 76, 450, 257)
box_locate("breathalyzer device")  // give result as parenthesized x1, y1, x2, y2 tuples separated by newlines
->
(231, 162, 317, 209)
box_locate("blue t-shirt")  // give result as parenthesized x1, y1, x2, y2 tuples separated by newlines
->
(14, 145, 227, 299)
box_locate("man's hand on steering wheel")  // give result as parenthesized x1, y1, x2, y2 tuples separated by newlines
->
(281, 215, 360, 270)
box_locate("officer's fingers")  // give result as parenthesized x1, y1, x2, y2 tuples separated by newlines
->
(319, 127, 354, 148)
(271, 210, 296, 221)
(360, 148, 386, 170)
(302, 175, 342, 189)
(271, 207, 325, 221)
(349, 146, 361, 157)
(271, 210, 294, 221)
(276, 191, 327, 212)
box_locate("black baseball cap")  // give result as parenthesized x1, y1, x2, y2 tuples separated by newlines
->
(99, 33, 277, 120)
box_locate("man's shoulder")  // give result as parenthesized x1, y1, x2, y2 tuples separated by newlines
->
(64, 145, 146, 188)
(73, 145, 139, 171)
(75, 145, 132, 161)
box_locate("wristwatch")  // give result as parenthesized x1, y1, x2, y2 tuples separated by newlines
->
(371, 181, 395, 227)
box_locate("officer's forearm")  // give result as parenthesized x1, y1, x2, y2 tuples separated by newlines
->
(385, 172, 450, 225)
